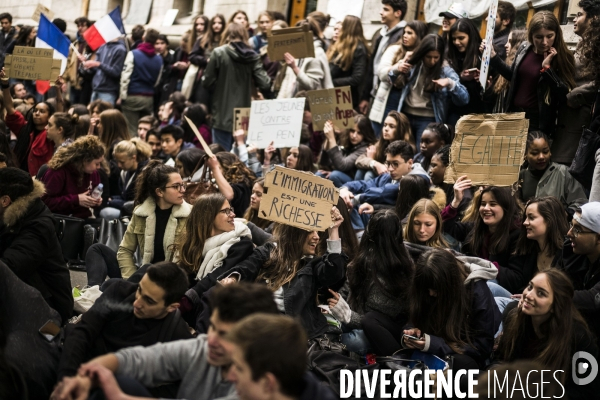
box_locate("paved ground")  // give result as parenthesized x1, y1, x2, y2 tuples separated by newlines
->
(70, 270, 88, 289)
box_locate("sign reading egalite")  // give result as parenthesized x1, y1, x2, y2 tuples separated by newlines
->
(307, 86, 354, 131)
(4, 46, 62, 81)
(444, 113, 528, 187)
(259, 166, 339, 231)
(267, 25, 315, 61)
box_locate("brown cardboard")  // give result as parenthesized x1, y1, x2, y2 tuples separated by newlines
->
(444, 113, 528, 187)
(50, 59, 62, 82)
(31, 4, 54, 22)
(307, 86, 354, 131)
(233, 108, 251, 136)
(267, 25, 315, 61)
(14, 47, 54, 57)
(4, 54, 55, 81)
(259, 166, 339, 231)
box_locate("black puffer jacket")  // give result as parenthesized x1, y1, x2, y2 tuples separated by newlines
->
(0, 181, 73, 323)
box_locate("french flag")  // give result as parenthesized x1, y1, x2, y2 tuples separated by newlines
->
(35, 13, 70, 94)
(83, 6, 125, 51)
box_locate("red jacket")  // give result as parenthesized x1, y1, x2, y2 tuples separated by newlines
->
(41, 164, 101, 219)
(5, 111, 54, 176)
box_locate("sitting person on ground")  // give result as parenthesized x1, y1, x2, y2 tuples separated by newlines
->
(402, 249, 501, 369)
(496, 269, 600, 398)
(328, 209, 414, 356)
(41, 135, 106, 219)
(176, 147, 206, 182)
(0, 168, 73, 324)
(412, 122, 452, 171)
(54, 262, 193, 386)
(54, 283, 279, 400)
(428, 144, 472, 211)
(404, 198, 451, 249)
(518, 131, 587, 216)
(219, 207, 346, 339)
(85, 161, 191, 286)
(136, 115, 156, 141)
(160, 125, 194, 167)
(100, 138, 152, 219)
(339, 140, 415, 230)
(244, 177, 274, 246)
(45, 112, 79, 150)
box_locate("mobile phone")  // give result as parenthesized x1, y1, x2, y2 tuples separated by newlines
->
(409, 351, 449, 371)
(466, 68, 478, 72)
(39, 320, 61, 342)
(403, 334, 422, 341)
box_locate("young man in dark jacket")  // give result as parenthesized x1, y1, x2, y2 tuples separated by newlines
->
(0, 12, 16, 68)
(0, 168, 73, 324)
(82, 38, 127, 105)
(55, 262, 193, 383)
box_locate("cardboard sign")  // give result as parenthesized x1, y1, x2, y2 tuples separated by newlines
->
(233, 108, 251, 136)
(444, 113, 528, 187)
(184, 116, 214, 157)
(32, 4, 54, 22)
(307, 86, 354, 131)
(4, 46, 61, 81)
(247, 98, 305, 149)
(479, 0, 498, 89)
(259, 166, 339, 231)
(267, 25, 315, 61)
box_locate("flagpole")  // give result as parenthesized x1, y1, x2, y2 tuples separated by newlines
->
(70, 42, 81, 58)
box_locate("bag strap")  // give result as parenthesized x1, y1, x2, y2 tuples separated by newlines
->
(190, 154, 208, 177)
(201, 155, 214, 183)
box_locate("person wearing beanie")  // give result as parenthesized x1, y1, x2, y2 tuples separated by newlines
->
(0, 167, 73, 324)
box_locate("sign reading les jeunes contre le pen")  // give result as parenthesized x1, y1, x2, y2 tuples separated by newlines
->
(307, 86, 354, 131)
(259, 166, 339, 231)
(247, 98, 305, 149)
(444, 113, 528, 187)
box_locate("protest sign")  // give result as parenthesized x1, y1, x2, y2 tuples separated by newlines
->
(326, 0, 364, 25)
(444, 113, 528, 187)
(32, 4, 54, 22)
(259, 166, 339, 231)
(479, 0, 498, 89)
(233, 108, 251, 136)
(247, 98, 305, 149)
(4, 46, 61, 81)
(163, 9, 179, 26)
(267, 25, 315, 61)
(184, 116, 214, 157)
(307, 86, 354, 131)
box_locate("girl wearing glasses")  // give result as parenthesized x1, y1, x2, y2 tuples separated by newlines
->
(85, 161, 191, 286)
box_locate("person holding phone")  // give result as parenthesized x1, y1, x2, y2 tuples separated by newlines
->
(402, 249, 501, 370)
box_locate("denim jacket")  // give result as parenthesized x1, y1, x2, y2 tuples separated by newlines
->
(393, 63, 469, 123)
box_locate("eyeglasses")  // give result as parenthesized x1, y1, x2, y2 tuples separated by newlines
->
(219, 207, 235, 215)
(165, 183, 186, 192)
(569, 223, 596, 238)
(385, 161, 405, 168)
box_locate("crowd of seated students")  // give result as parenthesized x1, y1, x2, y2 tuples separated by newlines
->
(1, 0, 600, 398)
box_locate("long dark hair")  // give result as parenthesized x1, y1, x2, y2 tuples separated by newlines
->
(376, 111, 412, 162)
(498, 269, 591, 384)
(464, 186, 521, 256)
(134, 160, 179, 205)
(395, 175, 431, 220)
(317, 197, 359, 262)
(407, 34, 446, 86)
(410, 249, 473, 353)
(348, 209, 414, 311)
(290, 145, 315, 172)
(182, 104, 208, 143)
(14, 102, 55, 168)
(514, 197, 568, 258)
(447, 18, 482, 72)
(340, 114, 377, 149)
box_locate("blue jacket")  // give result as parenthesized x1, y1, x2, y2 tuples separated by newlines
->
(343, 173, 398, 205)
(394, 64, 469, 123)
(91, 40, 127, 94)
(127, 49, 162, 95)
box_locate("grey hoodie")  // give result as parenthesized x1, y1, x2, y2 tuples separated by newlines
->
(458, 255, 499, 284)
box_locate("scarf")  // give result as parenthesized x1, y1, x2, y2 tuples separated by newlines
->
(196, 220, 252, 280)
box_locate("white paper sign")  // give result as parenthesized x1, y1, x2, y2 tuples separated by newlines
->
(326, 0, 365, 25)
(479, 0, 498, 89)
(247, 98, 305, 149)
(163, 9, 179, 26)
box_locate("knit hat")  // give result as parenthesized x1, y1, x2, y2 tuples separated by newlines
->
(574, 202, 600, 234)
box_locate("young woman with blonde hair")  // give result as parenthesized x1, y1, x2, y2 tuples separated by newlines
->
(404, 198, 449, 248)
(327, 15, 370, 109)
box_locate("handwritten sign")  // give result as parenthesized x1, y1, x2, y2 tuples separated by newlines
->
(307, 86, 354, 131)
(4, 46, 61, 81)
(259, 166, 339, 231)
(444, 113, 528, 187)
(32, 4, 54, 22)
(479, 0, 498, 89)
(247, 98, 305, 149)
(267, 25, 315, 61)
(233, 108, 251, 136)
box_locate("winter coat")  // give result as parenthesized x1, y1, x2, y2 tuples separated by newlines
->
(90, 39, 127, 94)
(5, 111, 54, 176)
(490, 42, 571, 137)
(219, 241, 347, 339)
(329, 42, 369, 109)
(0, 26, 17, 67)
(116, 198, 191, 279)
(370, 44, 402, 123)
(41, 164, 102, 219)
(0, 180, 73, 324)
(120, 44, 163, 99)
(518, 162, 587, 215)
(319, 142, 369, 177)
(202, 42, 271, 132)
(499, 249, 563, 295)
(394, 63, 469, 124)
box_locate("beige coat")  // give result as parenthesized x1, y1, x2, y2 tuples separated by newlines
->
(116, 198, 191, 278)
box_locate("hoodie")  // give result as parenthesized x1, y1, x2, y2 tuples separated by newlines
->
(91, 39, 127, 94)
(202, 42, 271, 131)
(120, 42, 163, 99)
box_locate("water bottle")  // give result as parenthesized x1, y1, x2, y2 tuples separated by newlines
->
(91, 183, 103, 200)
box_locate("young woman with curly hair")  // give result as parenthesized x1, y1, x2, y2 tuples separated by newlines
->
(205, 152, 256, 217)
(41, 135, 105, 219)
